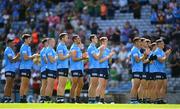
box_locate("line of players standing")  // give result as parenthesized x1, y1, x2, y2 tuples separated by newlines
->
(130, 37, 171, 104)
(2, 33, 115, 103)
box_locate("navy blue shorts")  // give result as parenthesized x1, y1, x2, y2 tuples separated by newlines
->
(57, 68, 69, 77)
(155, 72, 167, 80)
(41, 70, 47, 79)
(99, 68, 109, 79)
(46, 69, 57, 79)
(89, 68, 100, 77)
(131, 72, 142, 79)
(71, 70, 83, 77)
(147, 73, 156, 80)
(141, 72, 147, 80)
(5, 71, 15, 78)
(20, 69, 31, 78)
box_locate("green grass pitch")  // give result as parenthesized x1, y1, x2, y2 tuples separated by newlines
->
(0, 104, 180, 109)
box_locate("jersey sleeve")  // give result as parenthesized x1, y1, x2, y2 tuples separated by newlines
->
(57, 45, 63, 54)
(22, 46, 27, 54)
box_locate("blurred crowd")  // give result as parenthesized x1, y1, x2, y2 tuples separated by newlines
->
(0, 0, 179, 99)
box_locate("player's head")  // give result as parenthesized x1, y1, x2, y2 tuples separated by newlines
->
(89, 34, 98, 44)
(59, 33, 68, 43)
(48, 38, 56, 48)
(42, 38, 48, 47)
(150, 42, 157, 51)
(133, 37, 140, 47)
(72, 35, 81, 44)
(100, 37, 108, 46)
(6, 39, 14, 47)
(146, 39, 151, 47)
(22, 34, 31, 44)
(156, 39, 164, 49)
(140, 37, 146, 48)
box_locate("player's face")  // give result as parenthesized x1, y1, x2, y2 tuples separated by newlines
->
(64, 35, 69, 43)
(93, 36, 98, 44)
(102, 39, 108, 46)
(44, 41, 48, 47)
(26, 37, 32, 44)
(158, 41, 164, 49)
(9, 41, 15, 47)
(51, 39, 56, 48)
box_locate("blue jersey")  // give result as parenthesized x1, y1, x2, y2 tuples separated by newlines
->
(46, 46, 57, 71)
(56, 42, 69, 69)
(70, 43, 83, 71)
(148, 51, 157, 73)
(99, 48, 111, 68)
(20, 44, 33, 69)
(40, 47, 47, 72)
(87, 43, 100, 68)
(153, 48, 165, 73)
(130, 46, 143, 72)
(4, 47, 16, 72)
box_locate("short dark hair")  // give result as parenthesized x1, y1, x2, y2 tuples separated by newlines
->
(156, 39, 163, 44)
(133, 37, 140, 43)
(42, 38, 48, 44)
(150, 42, 157, 47)
(7, 39, 14, 44)
(99, 37, 108, 43)
(72, 35, 79, 42)
(140, 37, 146, 42)
(59, 33, 67, 40)
(89, 34, 96, 42)
(146, 39, 151, 43)
(22, 34, 31, 41)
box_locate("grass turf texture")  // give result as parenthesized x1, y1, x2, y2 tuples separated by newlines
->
(0, 104, 180, 109)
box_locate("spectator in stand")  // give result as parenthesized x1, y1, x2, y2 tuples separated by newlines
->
(7, 29, 16, 40)
(151, 9, 158, 24)
(132, 1, 141, 19)
(157, 9, 166, 24)
(90, 22, 99, 34)
(100, 2, 107, 20)
(107, 0, 116, 19)
(111, 27, 121, 44)
(165, 9, 174, 24)
(169, 51, 180, 77)
(121, 21, 131, 44)
(81, 6, 91, 28)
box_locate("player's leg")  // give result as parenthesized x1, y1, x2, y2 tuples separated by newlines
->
(160, 74, 167, 104)
(75, 76, 84, 103)
(96, 68, 108, 103)
(130, 72, 141, 104)
(70, 77, 78, 103)
(2, 72, 14, 103)
(45, 70, 56, 102)
(96, 78, 107, 103)
(39, 71, 47, 103)
(56, 69, 68, 103)
(155, 73, 163, 104)
(19, 69, 31, 103)
(88, 69, 99, 103)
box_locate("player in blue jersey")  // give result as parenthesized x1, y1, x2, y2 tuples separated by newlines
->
(130, 37, 148, 104)
(147, 42, 158, 103)
(87, 34, 105, 103)
(1, 39, 20, 103)
(39, 38, 48, 103)
(69, 35, 87, 103)
(96, 37, 114, 103)
(56, 33, 70, 103)
(44, 38, 57, 102)
(154, 39, 171, 104)
(138, 38, 151, 103)
(19, 34, 39, 103)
